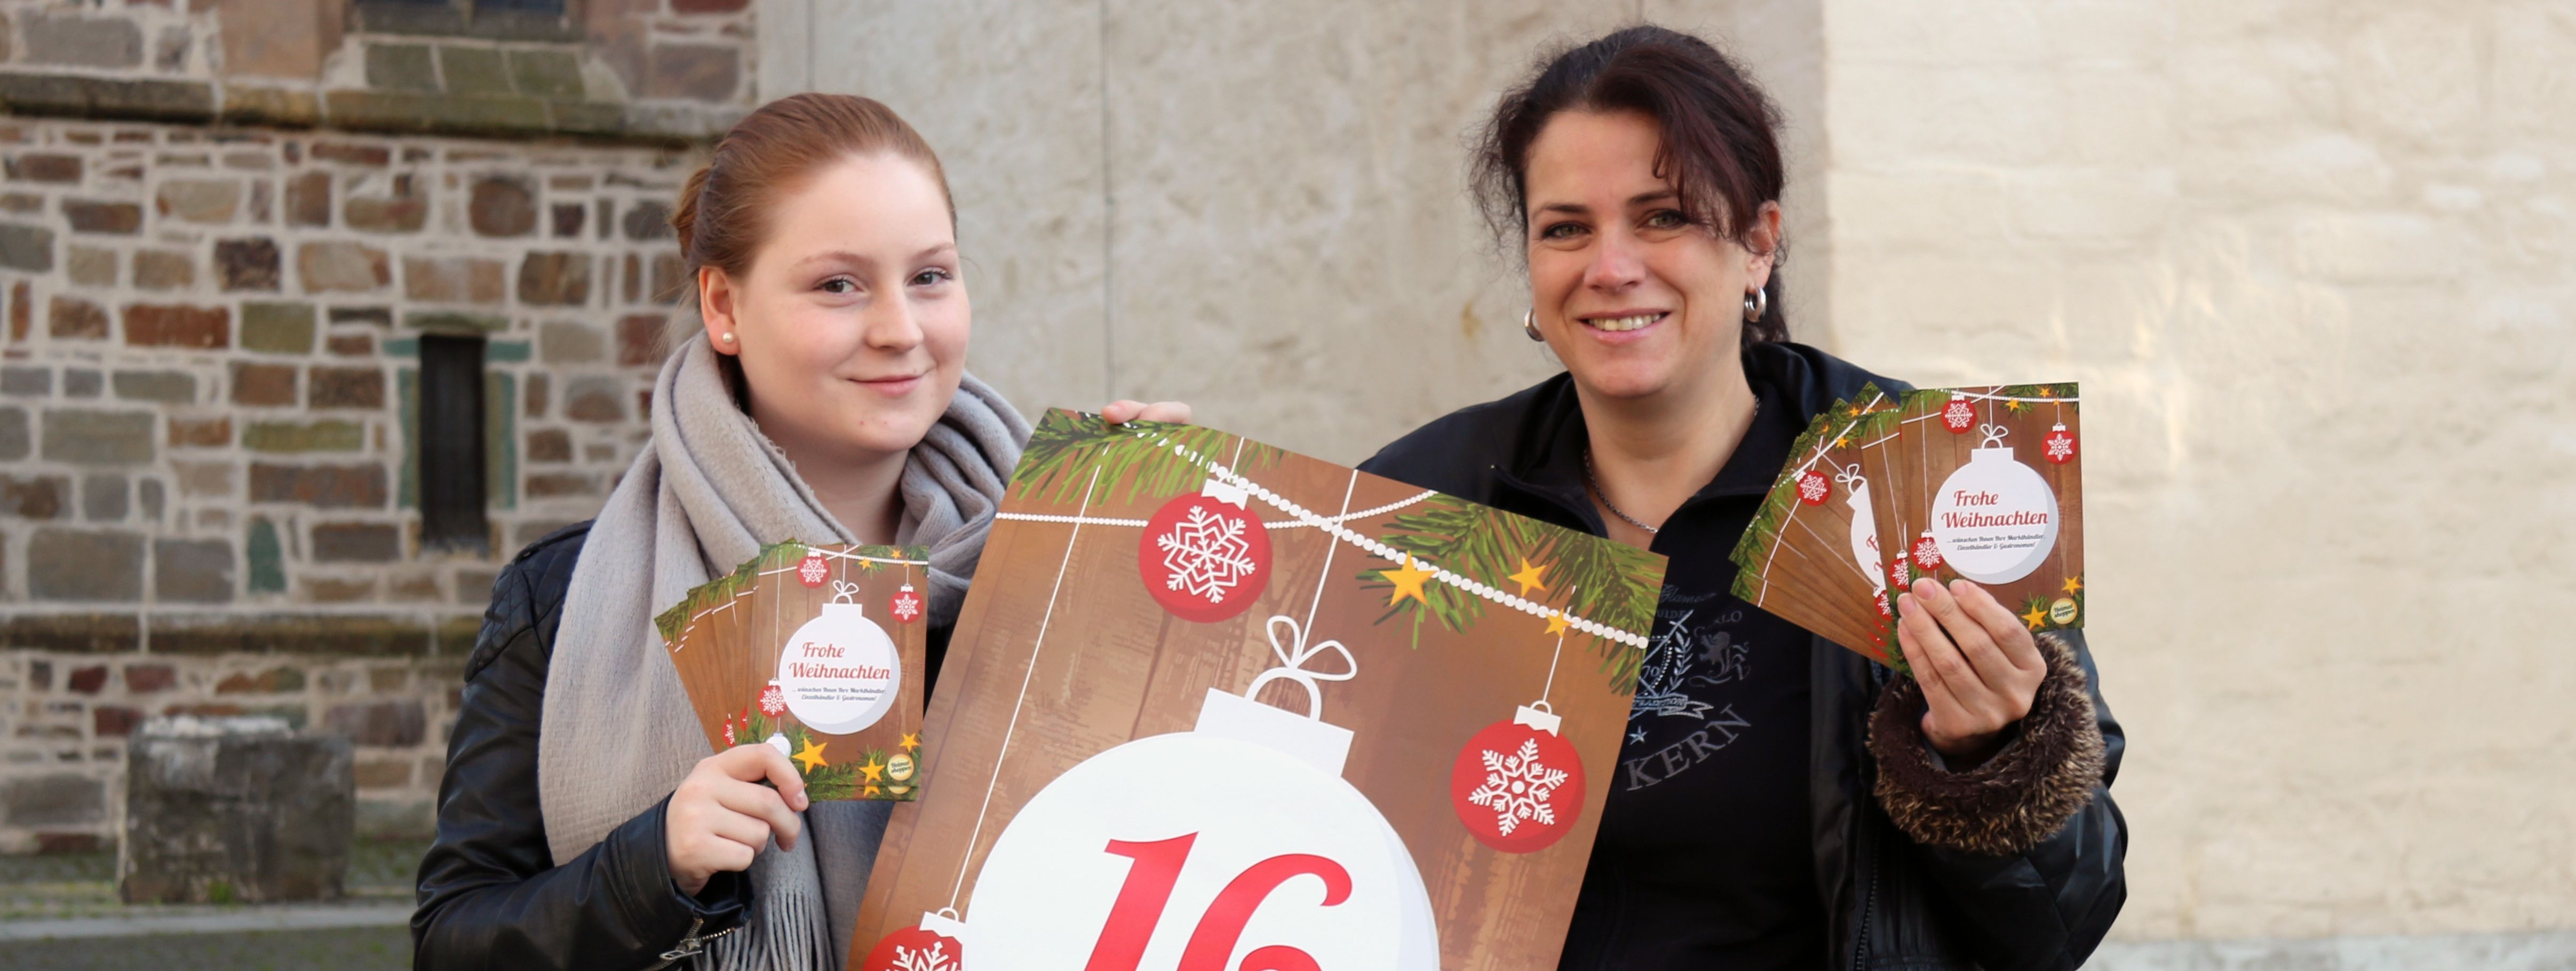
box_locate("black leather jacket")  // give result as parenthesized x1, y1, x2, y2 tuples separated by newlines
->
(414, 523, 753, 969)
(1356, 342, 2127, 970)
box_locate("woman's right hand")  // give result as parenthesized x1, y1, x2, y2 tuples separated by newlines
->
(665, 744, 811, 896)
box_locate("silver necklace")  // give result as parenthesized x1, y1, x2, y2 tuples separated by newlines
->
(1583, 446, 1659, 535)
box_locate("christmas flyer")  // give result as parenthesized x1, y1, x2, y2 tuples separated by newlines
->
(1867, 385, 2086, 635)
(656, 542, 933, 801)
(850, 411, 1667, 971)
(1731, 386, 1901, 663)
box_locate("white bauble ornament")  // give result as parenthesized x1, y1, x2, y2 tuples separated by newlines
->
(956, 688, 1438, 970)
(1927, 440, 2060, 585)
(1843, 474, 1881, 585)
(775, 599, 902, 735)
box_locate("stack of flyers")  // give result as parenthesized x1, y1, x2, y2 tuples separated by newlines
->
(656, 541, 934, 801)
(1734, 383, 2085, 669)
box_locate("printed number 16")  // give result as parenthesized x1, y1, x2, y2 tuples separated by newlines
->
(1083, 834, 1353, 971)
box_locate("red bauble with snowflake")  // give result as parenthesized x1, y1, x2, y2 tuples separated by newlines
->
(858, 912, 965, 971)
(797, 550, 829, 588)
(2043, 423, 2078, 465)
(1911, 532, 1945, 572)
(1941, 394, 1976, 433)
(1138, 480, 1273, 623)
(1450, 704, 1585, 854)
(1795, 469, 1830, 506)
(888, 583, 925, 625)
(757, 684, 786, 718)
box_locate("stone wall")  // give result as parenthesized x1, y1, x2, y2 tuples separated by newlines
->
(0, 114, 697, 843)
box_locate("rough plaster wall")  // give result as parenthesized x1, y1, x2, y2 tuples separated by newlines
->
(1816, 0, 2576, 941)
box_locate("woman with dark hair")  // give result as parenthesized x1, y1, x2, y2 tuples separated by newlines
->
(1359, 26, 2126, 969)
(411, 93, 1184, 969)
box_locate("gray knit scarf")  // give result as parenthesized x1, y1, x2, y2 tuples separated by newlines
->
(539, 333, 1028, 968)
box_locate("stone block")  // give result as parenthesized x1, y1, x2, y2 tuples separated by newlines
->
(125, 304, 230, 349)
(323, 700, 425, 747)
(68, 665, 108, 693)
(526, 427, 570, 463)
(309, 142, 390, 167)
(220, 86, 323, 128)
(508, 49, 584, 99)
(82, 473, 126, 520)
(156, 179, 242, 223)
(240, 301, 315, 353)
(2, 366, 49, 396)
(243, 419, 362, 453)
(551, 202, 585, 238)
(216, 238, 282, 291)
(563, 376, 626, 422)
(93, 705, 142, 738)
(364, 42, 438, 92)
(621, 200, 672, 241)
(2, 473, 67, 518)
(154, 538, 235, 604)
(327, 333, 373, 356)
(617, 313, 667, 366)
(63, 369, 102, 397)
(49, 296, 108, 340)
(437, 44, 511, 97)
(331, 306, 393, 327)
(308, 366, 385, 408)
(647, 44, 741, 103)
(23, 13, 144, 70)
(526, 473, 595, 499)
(517, 251, 591, 305)
(284, 170, 330, 226)
(65, 200, 143, 234)
(138, 478, 163, 521)
(402, 256, 506, 303)
(133, 249, 195, 290)
(405, 310, 507, 334)
(126, 663, 176, 693)
(7, 152, 82, 184)
(249, 462, 386, 508)
(3, 772, 105, 827)
(231, 361, 298, 406)
(0, 74, 214, 123)
(42, 409, 155, 464)
(311, 522, 400, 562)
(323, 90, 550, 136)
(217, 666, 307, 694)
(673, 0, 751, 12)
(122, 717, 354, 904)
(344, 179, 427, 234)
(245, 516, 285, 594)
(0, 406, 25, 461)
(0, 222, 54, 270)
(67, 245, 115, 285)
(468, 177, 535, 237)
(29, 527, 144, 601)
(297, 241, 391, 292)
(540, 320, 605, 364)
(113, 370, 197, 404)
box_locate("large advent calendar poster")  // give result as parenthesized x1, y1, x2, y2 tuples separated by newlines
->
(851, 412, 1667, 970)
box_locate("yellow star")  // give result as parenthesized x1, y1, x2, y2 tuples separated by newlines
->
(2020, 603, 2049, 630)
(2062, 575, 2084, 595)
(859, 759, 885, 783)
(1546, 610, 1571, 635)
(792, 737, 830, 773)
(2007, 399, 2029, 412)
(899, 732, 921, 751)
(1507, 558, 1549, 597)
(1382, 555, 1435, 606)
(862, 784, 881, 799)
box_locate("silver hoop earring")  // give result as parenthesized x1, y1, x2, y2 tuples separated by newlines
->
(1743, 287, 1768, 324)
(1523, 309, 1545, 342)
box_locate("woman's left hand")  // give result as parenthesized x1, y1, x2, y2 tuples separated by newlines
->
(1100, 400, 1192, 425)
(1894, 577, 2048, 766)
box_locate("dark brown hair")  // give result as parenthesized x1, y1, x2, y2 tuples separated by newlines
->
(671, 92, 953, 285)
(1473, 25, 1790, 343)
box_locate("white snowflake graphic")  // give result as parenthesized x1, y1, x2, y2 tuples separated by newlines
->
(891, 591, 922, 622)
(1943, 399, 1976, 430)
(1467, 738, 1570, 836)
(1796, 471, 1829, 503)
(890, 941, 956, 971)
(2046, 434, 2075, 462)
(1156, 505, 1259, 604)
(798, 554, 829, 586)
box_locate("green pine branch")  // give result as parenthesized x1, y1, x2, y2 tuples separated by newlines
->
(1014, 410, 1285, 506)
(1356, 495, 1660, 690)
